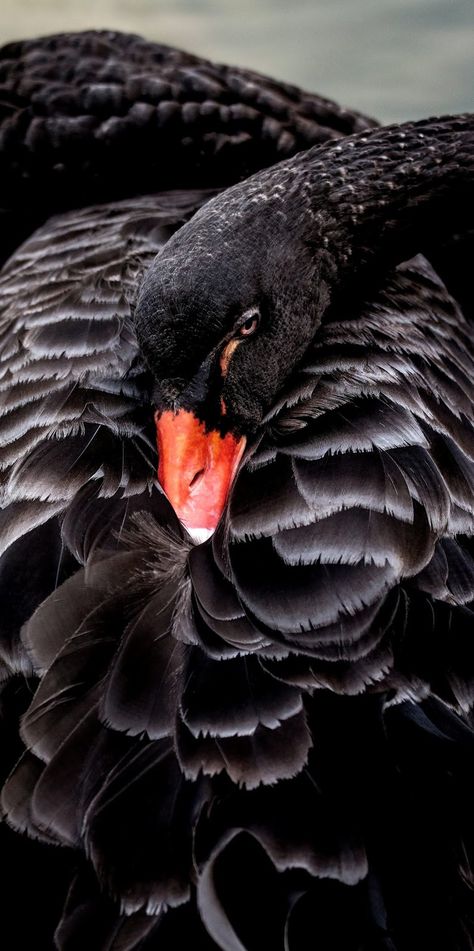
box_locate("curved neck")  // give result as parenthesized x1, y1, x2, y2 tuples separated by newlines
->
(289, 113, 473, 288)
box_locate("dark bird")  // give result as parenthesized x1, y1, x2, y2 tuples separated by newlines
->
(0, 29, 473, 951)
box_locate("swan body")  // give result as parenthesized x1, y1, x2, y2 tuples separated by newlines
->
(0, 30, 473, 951)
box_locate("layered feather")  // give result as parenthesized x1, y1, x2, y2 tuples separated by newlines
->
(0, 31, 473, 951)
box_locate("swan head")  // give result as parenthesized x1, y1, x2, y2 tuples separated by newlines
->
(134, 177, 328, 540)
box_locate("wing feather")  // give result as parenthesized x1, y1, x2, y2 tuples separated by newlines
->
(0, 51, 473, 949)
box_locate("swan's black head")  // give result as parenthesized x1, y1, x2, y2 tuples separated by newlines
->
(136, 181, 329, 432)
(134, 178, 328, 539)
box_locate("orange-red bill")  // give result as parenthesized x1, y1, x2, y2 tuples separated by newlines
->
(155, 409, 246, 541)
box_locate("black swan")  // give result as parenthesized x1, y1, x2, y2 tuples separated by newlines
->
(0, 30, 473, 951)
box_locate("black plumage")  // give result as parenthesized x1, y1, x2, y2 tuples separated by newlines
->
(0, 28, 473, 951)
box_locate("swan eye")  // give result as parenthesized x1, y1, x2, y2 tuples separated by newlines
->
(239, 310, 260, 337)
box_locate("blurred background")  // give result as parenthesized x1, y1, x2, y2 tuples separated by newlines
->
(0, 0, 472, 123)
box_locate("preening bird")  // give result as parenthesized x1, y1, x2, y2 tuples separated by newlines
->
(0, 29, 473, 951)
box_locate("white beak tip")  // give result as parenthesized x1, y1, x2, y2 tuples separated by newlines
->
(185, 527, 214, 545)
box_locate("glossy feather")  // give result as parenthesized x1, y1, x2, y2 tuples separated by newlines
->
(0, 29, 473, 951)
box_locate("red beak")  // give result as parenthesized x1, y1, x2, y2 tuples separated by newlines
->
(155, 409, 246, 541)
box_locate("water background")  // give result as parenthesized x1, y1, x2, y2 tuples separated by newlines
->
(1, 0, 472, 123)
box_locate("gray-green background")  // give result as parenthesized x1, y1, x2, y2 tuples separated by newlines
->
(1, 0, 472, 123)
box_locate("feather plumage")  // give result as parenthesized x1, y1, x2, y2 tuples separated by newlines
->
(0, 28, 473, 951)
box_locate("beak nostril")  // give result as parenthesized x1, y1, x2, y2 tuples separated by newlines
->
(189, 467, 206, 490)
